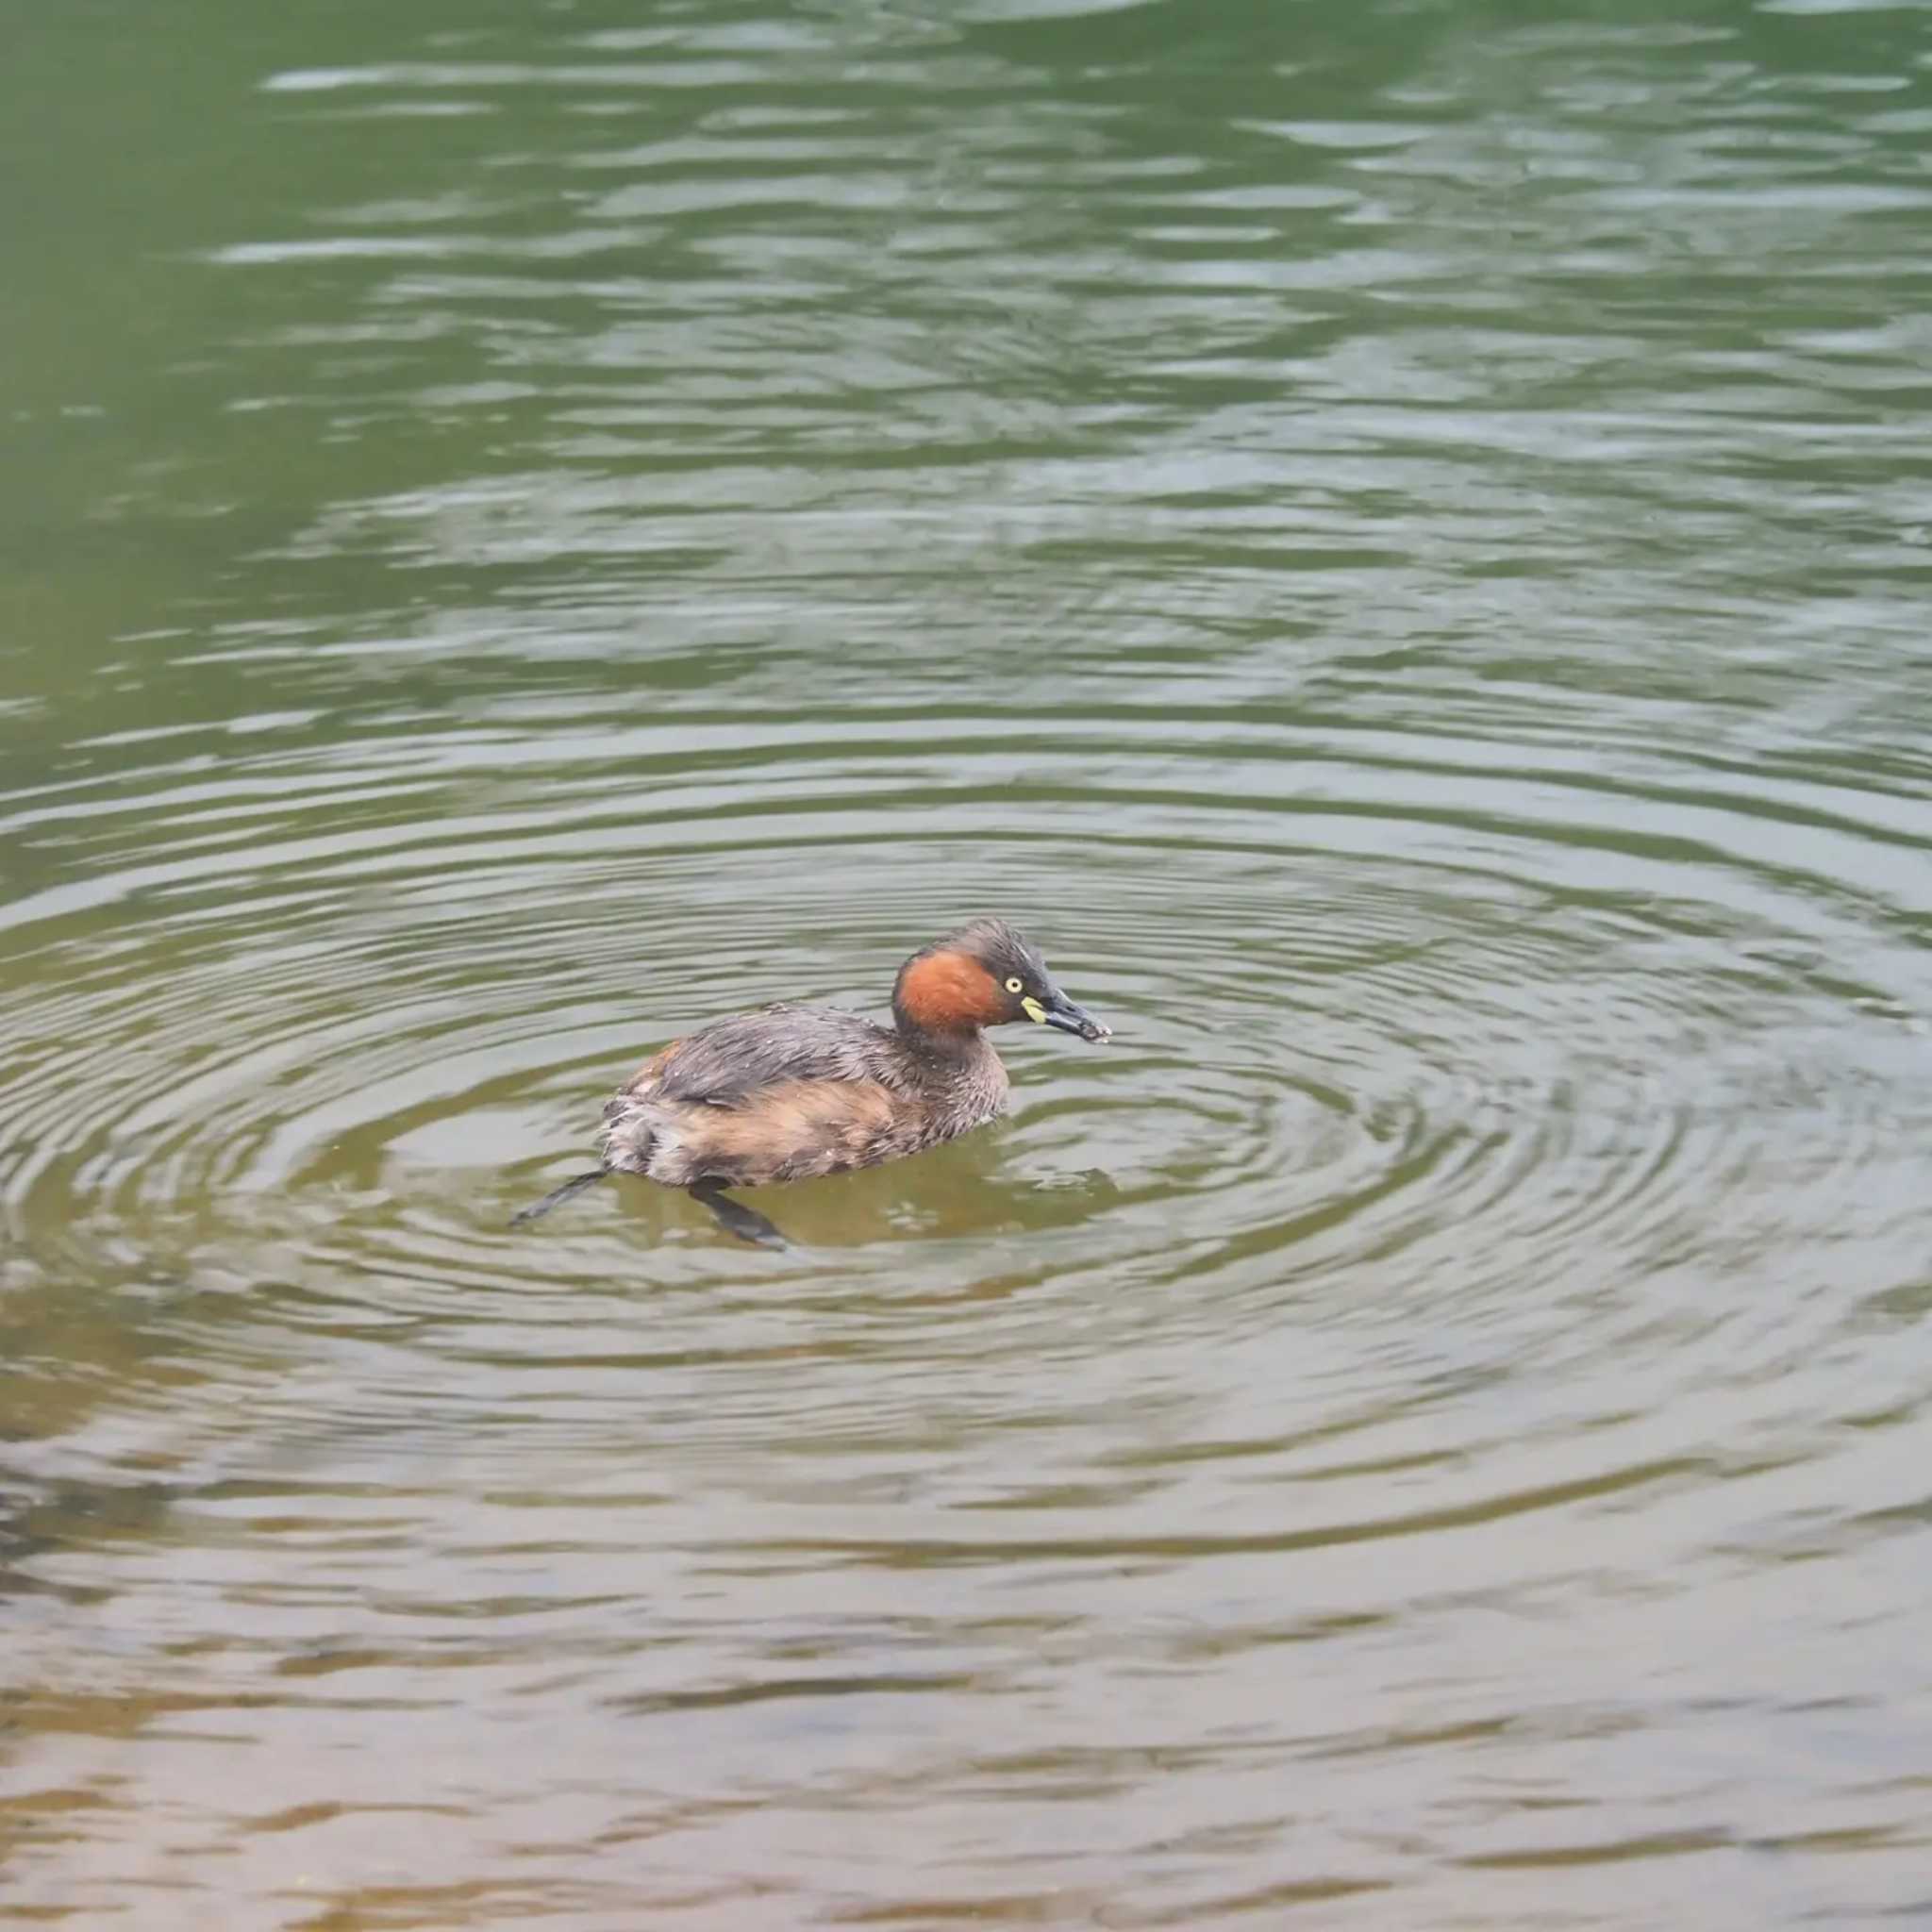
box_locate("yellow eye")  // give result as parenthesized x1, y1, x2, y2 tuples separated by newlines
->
(1005, 976, 1024, 994)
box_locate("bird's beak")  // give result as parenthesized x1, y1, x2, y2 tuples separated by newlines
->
(1022, 989, 1111, 1042)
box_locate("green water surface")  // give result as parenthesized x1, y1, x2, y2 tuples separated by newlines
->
(4, 0, 1931, 1924)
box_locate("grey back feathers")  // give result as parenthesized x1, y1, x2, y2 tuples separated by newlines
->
(644, 1004, 911, 1110)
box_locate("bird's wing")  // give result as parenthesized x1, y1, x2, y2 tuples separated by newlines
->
(629, 1004, 892, 1109)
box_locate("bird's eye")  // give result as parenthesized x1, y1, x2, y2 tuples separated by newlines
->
(1005, 976, 1024, 994)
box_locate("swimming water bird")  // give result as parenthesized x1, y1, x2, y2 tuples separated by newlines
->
(510, 918, 1111, 1245)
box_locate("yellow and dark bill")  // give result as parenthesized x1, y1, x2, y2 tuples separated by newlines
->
(1022, 988, 1110, 1042)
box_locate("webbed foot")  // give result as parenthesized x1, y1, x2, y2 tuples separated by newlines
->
(689, 1182, 790, 1249)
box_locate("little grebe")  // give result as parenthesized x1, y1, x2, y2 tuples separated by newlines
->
(512, 917, 1109, 1245)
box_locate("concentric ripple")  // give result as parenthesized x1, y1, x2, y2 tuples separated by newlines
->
(6, 699, 1929, 1380)
(7, 0, 1932, 1924)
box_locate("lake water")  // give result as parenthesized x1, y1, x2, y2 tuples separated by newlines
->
(4, 0, 1931, 1924)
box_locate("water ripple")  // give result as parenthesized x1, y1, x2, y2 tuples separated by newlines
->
(6, 0, 1932, 1924)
